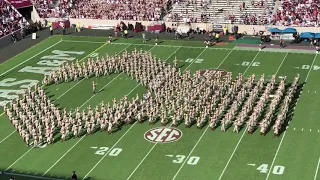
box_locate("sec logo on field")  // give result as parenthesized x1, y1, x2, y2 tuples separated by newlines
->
(144, 127, 183, 143)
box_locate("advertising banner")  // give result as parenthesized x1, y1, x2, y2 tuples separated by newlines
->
(90, 24, 115, 30)
(8, 0, 32, 9)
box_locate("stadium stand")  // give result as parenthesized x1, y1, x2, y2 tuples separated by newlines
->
(31, 0, 73, 18)
(68, 0, 168, 21)
(272, 0, 320, 26)
(0, 0, 26, 38)
(167, 0, 275, 24)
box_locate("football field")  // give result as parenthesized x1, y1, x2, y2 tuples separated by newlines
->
(0, 35, 320, 180)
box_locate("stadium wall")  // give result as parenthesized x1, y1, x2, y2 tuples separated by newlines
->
(46, 18, 320, 35)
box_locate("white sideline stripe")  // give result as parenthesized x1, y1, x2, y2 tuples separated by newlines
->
(62, 39, 231, 50)
(172, 46, 237, 180)
(0, 40, 62, 77)
(314, 157, 320, 180)
(82, 45, 174, 180)
(265, 53, 318, 180)
(4, 43, 129, 173)
(4, 172, 65, 180)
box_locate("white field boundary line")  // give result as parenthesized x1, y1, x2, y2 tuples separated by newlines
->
(127, 46, 235, 180)
(4, 43, 127, 172)
(62, 39, 232, 50)
(0, 40, 62, 77)
(4, 172, 65, 180)
(172, 46, 248, 180)
(82, 45, 181, 180)
(0, 43, 109, 145)
(265, 53, 318, 180)
(0, 36, 54, 67)
(219, 51, 289, 180)
(314, 157, 320, 180)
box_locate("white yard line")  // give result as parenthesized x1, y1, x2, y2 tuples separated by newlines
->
(6, 147, 34, 171)
(0, 130, 16, 144)
(83, 45, 180, 180)
(42, 45, 137, 176)
(275, 52, 288, 75)
(183, 49, 207, 70)
(218, 127, 247, 180)
(220, 51, 288, 180)
(4, 43, 130, 173)
(173, 47, 249, 180)
(42, 136, 85, 176)
(265, 53, 318, 180)
(0, 43, 125, 145)
(0, 40, 62, 77)
(128, 47, 236, 180)
(218, 51, 261, 180)
(305, 54, 318, 80)
(82, 121, 137, 180)
(314, 157, 320, 180)
(265, 131, 287, 180)
(243, 51, 260, 75)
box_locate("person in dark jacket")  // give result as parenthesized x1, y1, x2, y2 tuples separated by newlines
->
(72, 171, 77, 180)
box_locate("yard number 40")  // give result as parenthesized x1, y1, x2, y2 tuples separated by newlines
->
(257, 164, 285, 175)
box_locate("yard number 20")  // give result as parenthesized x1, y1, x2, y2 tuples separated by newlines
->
(242, 62, 260, 67)
(95, 147, 122, 156)
(172, 155, 200, 165)
(257, 164, 285, 175)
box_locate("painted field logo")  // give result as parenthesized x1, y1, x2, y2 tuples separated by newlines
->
(144, 127, 183, 143)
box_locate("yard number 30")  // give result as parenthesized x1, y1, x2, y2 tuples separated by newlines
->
(172, 155, 200, 165)
(257, 164, 285, 175)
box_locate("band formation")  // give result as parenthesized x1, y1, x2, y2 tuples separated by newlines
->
(4, 49, 300, 147)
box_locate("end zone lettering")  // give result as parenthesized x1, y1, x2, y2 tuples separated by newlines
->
(144, 127, 183, 143)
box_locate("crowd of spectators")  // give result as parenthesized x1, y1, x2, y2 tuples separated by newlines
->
(0, 0, 26, 38)
(67, 0, 167, 21)
(271, 0, 320, 26)
(22, 0, 320, 26)
(31, 0, 73, 18)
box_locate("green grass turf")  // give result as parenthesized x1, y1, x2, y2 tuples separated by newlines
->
(0, 35, 319, 180)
